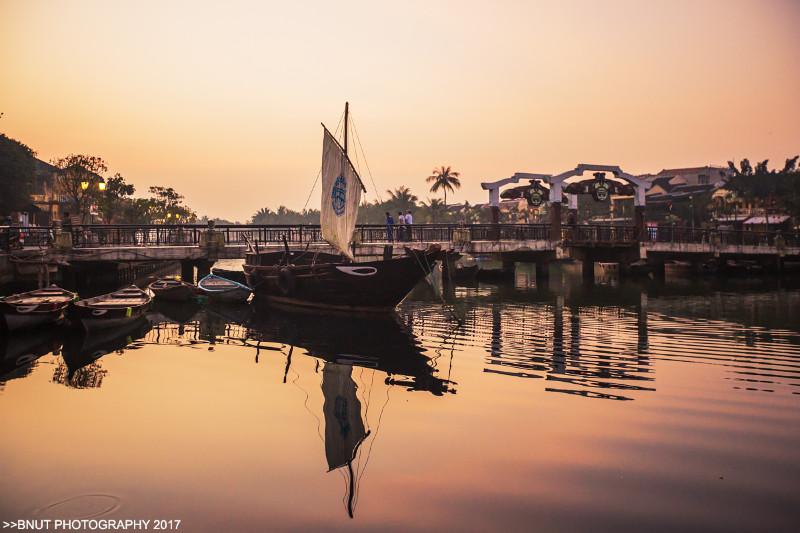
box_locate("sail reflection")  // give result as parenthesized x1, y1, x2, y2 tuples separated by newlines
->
(322, 362, 370, 518)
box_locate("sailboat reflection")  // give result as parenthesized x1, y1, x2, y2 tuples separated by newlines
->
(246, 310, 454, 517)
(322, 362, 370, 518)
(56, 317, 151, 388)
(246, 310, 456, 396)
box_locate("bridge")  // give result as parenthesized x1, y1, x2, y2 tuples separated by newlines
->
(2, 222, 798, 284)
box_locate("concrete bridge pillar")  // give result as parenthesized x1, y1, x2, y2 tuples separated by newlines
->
(581, 258, 595, 283)
(535, 261, 550, 282)
(634, 186, 647, 241)
(180, 260, 195, 283)
(549, 180, 563, 242)
(196, 260, 213, 280)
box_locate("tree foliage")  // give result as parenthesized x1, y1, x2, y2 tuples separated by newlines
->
(0, 133, 36, 216)
(51, 154, 108, 222)
(426, 165, 461, 206)
(96, 173, 135, 223)
(726, 155, 800, 217)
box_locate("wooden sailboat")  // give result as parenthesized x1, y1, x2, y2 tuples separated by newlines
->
(244, 103, 442, 312)
(0, 285, 77, 332)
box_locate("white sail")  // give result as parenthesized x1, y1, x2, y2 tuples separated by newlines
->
(321, 127, 364, 260)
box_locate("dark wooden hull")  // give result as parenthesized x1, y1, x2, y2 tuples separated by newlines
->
(0, 287, 76, 332)
(149, 281, 196, 302)
(243, 249, 441, 312)
(70, 287, 151, 330)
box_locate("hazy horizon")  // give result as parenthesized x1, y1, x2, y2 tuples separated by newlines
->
(2, 0, 799, 222)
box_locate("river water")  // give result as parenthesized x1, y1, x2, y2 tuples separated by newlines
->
(1, 265, 799, 532)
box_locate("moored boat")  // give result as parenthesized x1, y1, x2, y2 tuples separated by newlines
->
(148, 278, 196, 302)
(244, 103, 443, 312)
(70, 285, 151, 330)
(198, 274, 252, 303)
(211, 267, 248, 286)
(0, 286, 77, 332)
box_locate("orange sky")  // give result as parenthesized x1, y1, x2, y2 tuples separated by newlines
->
(1, 0, 799, 222)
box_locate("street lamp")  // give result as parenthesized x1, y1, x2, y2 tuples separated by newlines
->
(80, 181, 90, 191)
(98, 181, 106, 191)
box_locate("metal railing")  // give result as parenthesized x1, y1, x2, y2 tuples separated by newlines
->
(562, 225, 637, 244)
(56, 223, 553, 249)
(0, 226, 53, 251)
(646, 225, 799, 247)
(2, 223, 797, 252)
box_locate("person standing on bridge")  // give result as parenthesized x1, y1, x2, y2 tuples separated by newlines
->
(385, 212, 394, 242)
(397, 211, 406, 241)
(405, 209, 413, 241)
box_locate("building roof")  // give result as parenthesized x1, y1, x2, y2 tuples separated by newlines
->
(743, 215, 790, 225)
(656, 165, 729, 177)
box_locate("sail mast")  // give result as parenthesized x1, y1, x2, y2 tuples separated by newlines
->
(343, 101, 349, 155)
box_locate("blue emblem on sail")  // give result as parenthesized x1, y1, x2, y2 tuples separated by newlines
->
(331, 175, 347, 216)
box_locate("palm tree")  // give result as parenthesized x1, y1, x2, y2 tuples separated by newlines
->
(427, 165, 461, 207)
(386, 186, 418, 211)
(422, 198, 445, 223)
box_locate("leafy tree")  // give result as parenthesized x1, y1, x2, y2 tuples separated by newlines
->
(148, 186, 195, 223)
(385, 186, 418, 213)
(426, 165, 461, 207)
(0, 133, 36, 216)
(51, 154, 108, 223)
(726, 156, 800, 219)
(97, 173, 135, 223)
(422, 197, 445, 223)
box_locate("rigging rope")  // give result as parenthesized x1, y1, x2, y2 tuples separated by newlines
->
(349, 112, 382, 203)
(302, 108, 346, 212)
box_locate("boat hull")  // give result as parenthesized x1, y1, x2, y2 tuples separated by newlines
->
(1, 309, 64, 332)
(150, 284, 195, 302)
(243, 249, 440, 312)
(203, 288, 251, 304)
(70, 304, 150, 331)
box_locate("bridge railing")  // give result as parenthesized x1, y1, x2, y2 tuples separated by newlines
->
(3, 223, 796, 252)
(647, 226, 799, 247)
(56, 223, 554, 249)
(0, 226, 53, 251)
(563, 225, 636, 244)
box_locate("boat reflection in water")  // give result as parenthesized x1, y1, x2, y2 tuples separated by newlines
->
(246, 308, 456, 396)
(245, 308, 455, 517)
(55, 317, 151, 388)
(1, 328, 63, 386)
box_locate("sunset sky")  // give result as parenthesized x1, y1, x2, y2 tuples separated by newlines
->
(1, 0, 799, 222)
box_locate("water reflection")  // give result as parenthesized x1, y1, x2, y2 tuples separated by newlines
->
(0, 328, 62, 388)
(1, 274, 800, 529)
(55, 318, 151, 388)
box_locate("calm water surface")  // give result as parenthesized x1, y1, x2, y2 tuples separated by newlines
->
(1, 266, 799, 532)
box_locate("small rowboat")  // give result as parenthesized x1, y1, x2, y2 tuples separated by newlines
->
(70, 285, 152, 330)
(211, 267, 247, 286)
(198, 274, 252, 303)
(149, 278, 196, 302)
(0, 286, 77, 332)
